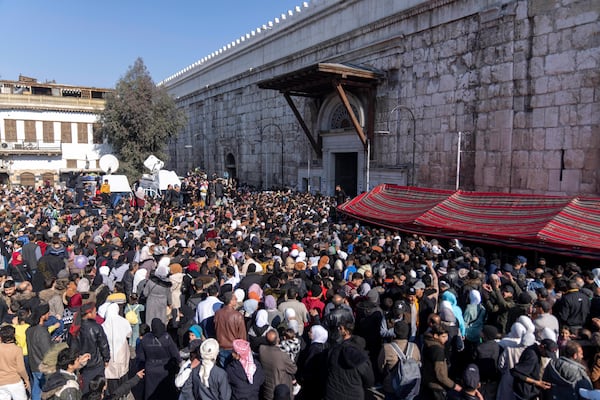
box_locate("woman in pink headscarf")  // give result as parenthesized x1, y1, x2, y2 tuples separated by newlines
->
(226, 339, 265, 400)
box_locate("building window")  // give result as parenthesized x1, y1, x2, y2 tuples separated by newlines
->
(24, 120, 36, 143)
(77, 123, 88, 144)
(61, 122, 72, 143)
(43, 121, 54, 143)
(4, 120, 17, 142)
(19, 172, 35, 187)
(66, 160, 76, 169)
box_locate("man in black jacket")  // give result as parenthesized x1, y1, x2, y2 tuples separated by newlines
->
(474, 325, 501, 400)
(26, 302, 53, 400)
(72, 302, 110, 395)
(553, 279, 590, 333)
(324, 321, 374, 400)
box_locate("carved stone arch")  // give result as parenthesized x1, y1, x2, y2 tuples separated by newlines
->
(317, 92, 365, 132)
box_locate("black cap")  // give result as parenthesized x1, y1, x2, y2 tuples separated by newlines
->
(540, 338, 558, 353)
(462, 364, 480, 390)
(501, 284, 515, 294)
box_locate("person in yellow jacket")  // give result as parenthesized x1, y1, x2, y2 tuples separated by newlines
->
(100, 179, 111, 205)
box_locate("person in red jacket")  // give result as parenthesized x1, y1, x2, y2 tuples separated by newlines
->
(302, 284, 326, 324)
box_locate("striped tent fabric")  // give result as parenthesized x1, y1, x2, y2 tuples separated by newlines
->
(338, 184, 453, 224)
(415, 191, 572, 239)
(338, 184, 600, 258)
(538, 198, 600, 250)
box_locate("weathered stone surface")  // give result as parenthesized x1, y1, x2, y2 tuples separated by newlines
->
(164, 0, 599, 196)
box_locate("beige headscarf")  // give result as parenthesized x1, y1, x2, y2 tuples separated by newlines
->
(199, 338, 219, 387)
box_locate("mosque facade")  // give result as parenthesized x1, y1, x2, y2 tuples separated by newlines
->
(163, 0, 599, 197)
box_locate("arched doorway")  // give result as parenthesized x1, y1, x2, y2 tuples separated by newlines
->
(19, 172, 35, 188)
(225, 153, 237, 181)
(317, 92, 365, 196)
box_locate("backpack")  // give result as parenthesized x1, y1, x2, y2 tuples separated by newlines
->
(389, 342, 421, 400)
(125, 304, 140, 325)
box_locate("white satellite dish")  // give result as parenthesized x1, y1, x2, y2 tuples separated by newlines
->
(143, 155, 164, 173)
(99, 154, 119, 174)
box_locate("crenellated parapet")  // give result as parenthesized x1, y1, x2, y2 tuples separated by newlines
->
(158, 2, 313, 86)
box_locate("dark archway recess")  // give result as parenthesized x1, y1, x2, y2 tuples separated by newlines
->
(225, 153, 237, 180)
(335, 152, 358, 197)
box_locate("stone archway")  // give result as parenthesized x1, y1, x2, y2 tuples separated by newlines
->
(225, 153, 237, 180)
(317, 92, 366, 195)
(317, 92, 366, 132)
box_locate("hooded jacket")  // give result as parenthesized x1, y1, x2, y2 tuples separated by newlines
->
(464, 290, 486, 342)
(325, 339, 374, 400)
(441, 291, 466, 337)
(542, 356, 592, 399)
(41, 370, 80, 400)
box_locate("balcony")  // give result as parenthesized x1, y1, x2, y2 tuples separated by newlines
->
(0, 93, 106, 112)
(0, 140, 62, 155)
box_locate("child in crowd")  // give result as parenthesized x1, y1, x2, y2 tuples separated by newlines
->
(279, 328, 302, 362)
(125, 294, 145, 348)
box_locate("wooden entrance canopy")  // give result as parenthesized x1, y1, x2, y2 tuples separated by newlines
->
(257, 63, 382, 156)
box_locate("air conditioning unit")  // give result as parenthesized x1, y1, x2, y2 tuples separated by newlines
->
(1, 143, 8, 149)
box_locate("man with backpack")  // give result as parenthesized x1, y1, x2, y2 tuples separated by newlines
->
(379, 320, 421, 400)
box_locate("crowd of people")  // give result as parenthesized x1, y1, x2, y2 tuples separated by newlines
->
(0, 175, 598, 400)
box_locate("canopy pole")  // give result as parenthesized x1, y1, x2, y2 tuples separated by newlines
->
(456, 131, 462, 190)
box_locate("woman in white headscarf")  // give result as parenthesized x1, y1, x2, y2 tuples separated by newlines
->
(297, 325, 330, 399)
(497, 322, 532, 400)
(102, 303, 132, 393)
(133, 268, 148, 295)
(464, 289, 486, 343)
(284, 308, 299, 334)
(517, 315, 536, 335)
(196, 338, 231, 400)
(248, 309, 274, 353)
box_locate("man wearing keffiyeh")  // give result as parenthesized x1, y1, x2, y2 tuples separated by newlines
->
(226, 339, 265, 400)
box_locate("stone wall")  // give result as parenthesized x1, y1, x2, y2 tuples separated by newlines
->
(165, 0, 599, 196)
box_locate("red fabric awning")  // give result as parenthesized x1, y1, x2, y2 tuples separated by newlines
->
(338, 184, 600, 259)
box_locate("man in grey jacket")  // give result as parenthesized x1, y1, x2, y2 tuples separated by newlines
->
(543, 341, 592, 399)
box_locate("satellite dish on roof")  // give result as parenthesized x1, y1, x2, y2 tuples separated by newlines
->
(99, 154, 119, 174)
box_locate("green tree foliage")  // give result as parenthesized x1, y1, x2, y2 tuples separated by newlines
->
(99, 57, 186, 180)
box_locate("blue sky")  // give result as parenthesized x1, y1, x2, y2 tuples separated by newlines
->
(0, 0, 308, 88)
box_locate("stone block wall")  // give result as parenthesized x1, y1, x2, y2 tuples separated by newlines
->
(166, 0, 599, 196)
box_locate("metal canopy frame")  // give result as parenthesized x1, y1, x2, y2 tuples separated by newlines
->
(257, 63, 382, 156)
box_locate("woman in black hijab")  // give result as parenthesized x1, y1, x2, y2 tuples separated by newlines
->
(137, 318, 181, 400)
(176, 304, 196, 348)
